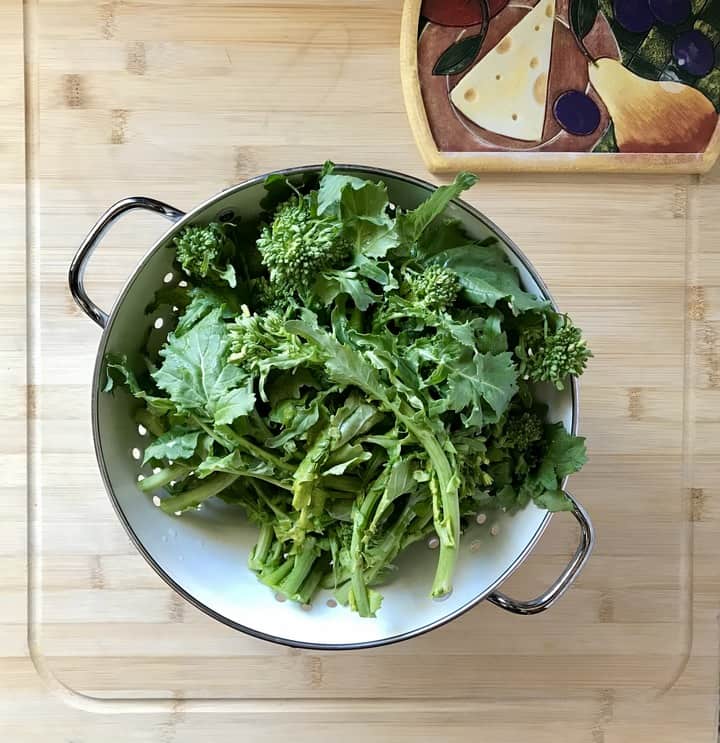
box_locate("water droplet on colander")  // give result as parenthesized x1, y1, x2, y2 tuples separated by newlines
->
(433, 589, 453, 602)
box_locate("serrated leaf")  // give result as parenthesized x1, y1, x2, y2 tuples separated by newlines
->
(537, 424, 588, 490)
(432, 243, 547, 313)
(534, 489, 574, 512)
(142, 427, 201, 464)
(444, 350, 518, 424)
(152, 307, 254, 425)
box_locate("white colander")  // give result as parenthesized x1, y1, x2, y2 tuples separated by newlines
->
(69, 165, 593, 649)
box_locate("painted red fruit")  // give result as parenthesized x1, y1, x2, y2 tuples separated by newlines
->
(422, 0, 509, 27)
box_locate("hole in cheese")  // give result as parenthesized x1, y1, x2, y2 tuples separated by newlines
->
(497, 37, 512, 54)
(534, 24, 540, 31)
(512, 113, 518, 120)
(496, 74, 501, 80)
(464, 87, 477, 101)
(545, 4, 553, 16)
(533, 72, 548, 104)
(530, 56, 539, 69)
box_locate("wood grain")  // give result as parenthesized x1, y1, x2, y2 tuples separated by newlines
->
(2, 0, 719, 740)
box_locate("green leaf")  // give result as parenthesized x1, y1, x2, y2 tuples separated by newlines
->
(535, 489, 574, 512)
(213, 383, 256, 426)
(317, 174, 369, 216)
(142, 427, 201, 464)
(432, 243, 547, 313)
(537, 424, 588, 490)
(433, 34, 484, 77)
(153, 308, 255, 424)
(104, 353, 175, 414)
(396, 172, 476, 247)
(313, 269, 381, 311)
(444, 350, 518, 425)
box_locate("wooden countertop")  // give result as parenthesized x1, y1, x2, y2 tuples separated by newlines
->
(2, 1, 719, 740)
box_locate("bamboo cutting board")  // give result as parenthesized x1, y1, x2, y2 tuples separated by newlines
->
(3, 0, 720, 740)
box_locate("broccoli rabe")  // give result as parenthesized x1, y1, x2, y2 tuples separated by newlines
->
(406, 265, 460, 311)
(257, 195, 350, 296)
(173, 222, 237, 287)
(517, 314, 592, 390)
(106, 164, 591, 619)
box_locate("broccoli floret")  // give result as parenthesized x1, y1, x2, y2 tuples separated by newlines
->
(256, 196, 349, 295)
(173, 223, 237, 287)
(253, 276, 292, 313)
(502, 410, 544, 451)
(407, 265, 460, 311)
(518, 315, 592, 390)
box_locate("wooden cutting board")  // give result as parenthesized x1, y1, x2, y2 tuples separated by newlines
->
(3, 0, 720, 740)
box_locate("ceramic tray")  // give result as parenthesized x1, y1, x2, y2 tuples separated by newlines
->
(401, 0, 720, 171)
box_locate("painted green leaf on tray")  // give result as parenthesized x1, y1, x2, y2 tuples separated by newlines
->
(432, 0, 490, 76)
(570, 0, 599, 39)
(433, 33, 485, 76)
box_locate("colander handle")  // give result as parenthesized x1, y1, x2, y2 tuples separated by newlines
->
(69, 197, 185, 328)
(487, 491, 594, 615)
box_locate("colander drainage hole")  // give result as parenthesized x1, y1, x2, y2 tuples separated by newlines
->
(137, 424, 147, 436)
(163, 272, 174, 284)
(326, 598, 338, 608)
(153, 317, 164, 330)
(131, 447, 141, 461)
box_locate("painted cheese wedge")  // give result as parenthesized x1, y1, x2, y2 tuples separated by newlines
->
(450, 0, 556, 141)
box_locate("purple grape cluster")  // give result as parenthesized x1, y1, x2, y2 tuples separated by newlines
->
(613, 0, 716, 77)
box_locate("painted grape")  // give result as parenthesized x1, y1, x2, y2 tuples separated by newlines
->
(647, 0, 691, 25)
(553, 91, 602, 136)
(613, 0, 655, 33)
(673, 29, 715, 76)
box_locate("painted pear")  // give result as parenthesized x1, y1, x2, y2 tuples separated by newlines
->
(588, 58, 717, 153)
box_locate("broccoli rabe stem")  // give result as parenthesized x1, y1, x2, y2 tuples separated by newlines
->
(249, 523, 275, 572)
(138, 463, 192, 493)
(190, 415, 294, 475)
(159, 473, 239, 514)
(349, 474, 388, 617)
(388, 403, 460, 598)
(297, 563, 326, 605)
(261, 557, 294, 586)
(135, 408, 166, 437)
(279, 538, 319, 598)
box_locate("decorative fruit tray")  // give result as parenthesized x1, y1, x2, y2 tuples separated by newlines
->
(400, 0, 720, 171)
